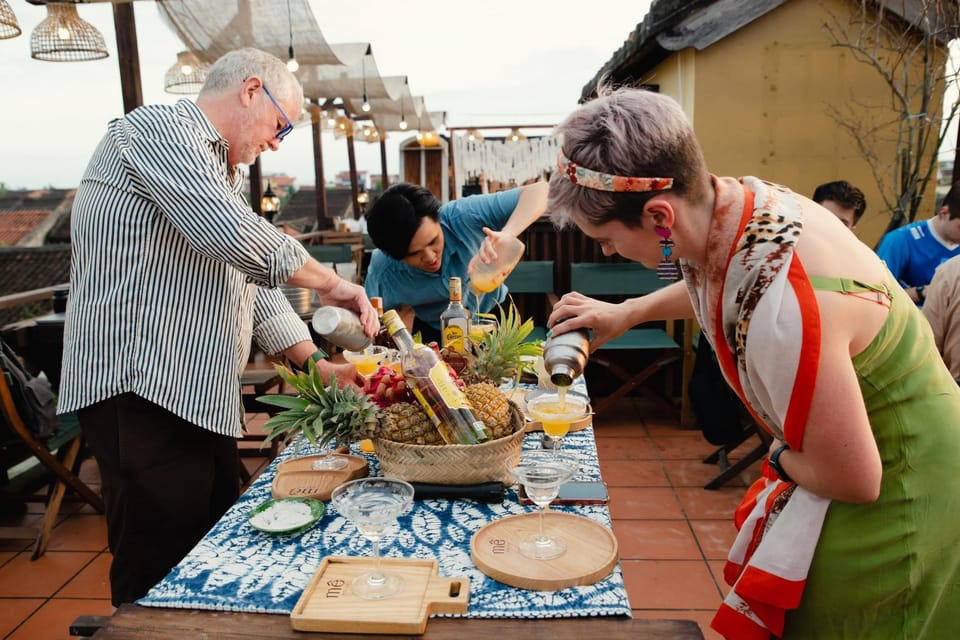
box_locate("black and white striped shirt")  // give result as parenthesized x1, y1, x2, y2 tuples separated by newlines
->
(59, 99, 311, 437)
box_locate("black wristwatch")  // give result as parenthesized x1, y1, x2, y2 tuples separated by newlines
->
(768, 444, 794, 483)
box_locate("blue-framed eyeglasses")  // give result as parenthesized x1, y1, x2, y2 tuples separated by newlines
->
(262, 84, 294, 142)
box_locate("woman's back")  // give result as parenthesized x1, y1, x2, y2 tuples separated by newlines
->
(785, 282, 960, 638)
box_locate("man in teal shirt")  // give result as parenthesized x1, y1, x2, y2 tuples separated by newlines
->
(364, 181, 547, 342)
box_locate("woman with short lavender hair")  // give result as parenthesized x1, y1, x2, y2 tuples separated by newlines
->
(546, 87, 960, 639)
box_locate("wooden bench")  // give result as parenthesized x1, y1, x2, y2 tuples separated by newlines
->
(504, 260, 555, 342)
(569, 263, 683, 416)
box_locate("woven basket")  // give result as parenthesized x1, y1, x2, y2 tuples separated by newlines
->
(373, 402, 525, 485)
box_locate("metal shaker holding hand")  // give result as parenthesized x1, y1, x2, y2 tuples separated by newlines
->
(542, 325, 591, 386)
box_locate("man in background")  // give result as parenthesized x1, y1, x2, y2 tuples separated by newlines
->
(875, 181, 960, 305)
(922, 254, 960, 382)
(364, 181, 547, 342)
(812, 180, 866, 231)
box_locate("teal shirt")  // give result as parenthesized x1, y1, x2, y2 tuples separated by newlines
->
(364, 189, 521, 329)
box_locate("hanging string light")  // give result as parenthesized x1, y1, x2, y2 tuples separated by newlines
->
(399, 102, 408, 130)
(285, 0, 298, 72)
(360, 57, 371, 112)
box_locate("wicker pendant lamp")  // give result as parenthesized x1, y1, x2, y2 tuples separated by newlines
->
(30, 2, 108, 62)
(0, 0, 21, 40)
(164, 50, 209, 94)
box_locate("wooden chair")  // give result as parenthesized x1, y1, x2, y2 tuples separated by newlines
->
(0, 361, 104, 559)
(238, 368, 285, 490)
(569, 263, 683, 416)
(504, 260, 555, 342)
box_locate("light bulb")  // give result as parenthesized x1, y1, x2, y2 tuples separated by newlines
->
(57, 26, 70, 40)
(399, 119, 408, 130)
(287, 57, 299, 72)
(361, 94, 371, 112)
(181, 64, 194, 75)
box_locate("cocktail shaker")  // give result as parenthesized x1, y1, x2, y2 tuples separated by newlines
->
(311, 307, 371, 351)
(542, 328, 591, 387)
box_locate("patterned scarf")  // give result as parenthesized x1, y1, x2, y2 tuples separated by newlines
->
(682, 176, 831, 639)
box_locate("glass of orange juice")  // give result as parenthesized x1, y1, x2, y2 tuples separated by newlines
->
(526, 390, 591, 453)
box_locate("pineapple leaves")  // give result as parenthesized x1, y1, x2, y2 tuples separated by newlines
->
(252, 358, 379, 451)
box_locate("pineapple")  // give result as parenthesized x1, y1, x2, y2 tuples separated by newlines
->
(376, 402, 444, 445)
(465, 382, 515, 439)
(462, 301, 542, 384)
(256, 359, 379, 450)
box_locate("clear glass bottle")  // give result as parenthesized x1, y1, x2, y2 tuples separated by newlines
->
(440, 277, 471, 353)
(382, 309, 490, 444)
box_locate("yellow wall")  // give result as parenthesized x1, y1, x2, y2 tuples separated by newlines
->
(642, 0, 944, 247)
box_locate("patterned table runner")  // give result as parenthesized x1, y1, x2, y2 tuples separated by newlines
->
(138, 382, 631, 618)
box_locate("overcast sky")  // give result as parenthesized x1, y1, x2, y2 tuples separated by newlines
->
(1, 1, 956, 191)
(0, 0, 653, 190)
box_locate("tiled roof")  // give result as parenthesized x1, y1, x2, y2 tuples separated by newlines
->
(0, 210, 53, 247)
(581, 0, 958, 101)
(0, 245, 72, 327)
(274, 187, 381, 230)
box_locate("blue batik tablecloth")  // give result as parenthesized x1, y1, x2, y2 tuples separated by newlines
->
(138, 381, 632, 619)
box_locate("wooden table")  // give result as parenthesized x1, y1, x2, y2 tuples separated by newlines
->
(84, 604, 705, 639)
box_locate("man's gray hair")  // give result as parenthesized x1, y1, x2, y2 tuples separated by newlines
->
(201, 47, 304, 110)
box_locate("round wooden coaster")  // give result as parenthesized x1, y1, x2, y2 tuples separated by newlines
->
(470, 512, 618, 591)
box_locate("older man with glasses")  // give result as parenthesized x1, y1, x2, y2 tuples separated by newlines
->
(59, 47, 378, 606)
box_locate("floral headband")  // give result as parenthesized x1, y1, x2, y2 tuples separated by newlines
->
(556, 153, 674, 193)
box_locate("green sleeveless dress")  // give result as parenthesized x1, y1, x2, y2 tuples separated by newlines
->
(784, 279, 960, 638)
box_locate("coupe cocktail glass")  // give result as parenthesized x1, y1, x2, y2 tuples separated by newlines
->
(331, 477, 415, 599)
(526, 390, 591, 453)
(342, 345, 389, 379)
(505, 450, 578, 560)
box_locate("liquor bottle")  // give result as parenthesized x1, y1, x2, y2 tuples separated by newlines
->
(382, 309, 490, 444)
(439, 277, 470, 353)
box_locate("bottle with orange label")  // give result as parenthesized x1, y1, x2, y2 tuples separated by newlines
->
(382, 309, 490, 444)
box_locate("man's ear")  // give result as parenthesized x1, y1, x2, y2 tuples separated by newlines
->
(240, 76, 261, 106)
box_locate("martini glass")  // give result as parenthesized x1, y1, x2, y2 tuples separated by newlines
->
(525, 390, 591, 454)
(505, 450, 578, 560)
(331, 477, 415, 599)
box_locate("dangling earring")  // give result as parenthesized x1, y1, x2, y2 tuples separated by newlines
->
(655, 225, 680, 281)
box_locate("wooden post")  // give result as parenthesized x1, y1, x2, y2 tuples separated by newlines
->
(379, 137, 389, 191)
(249, 158, 262, 214)
(310, 100, 330, 229)
(111, 2, 142, 114)
(346, 128, 359, 221)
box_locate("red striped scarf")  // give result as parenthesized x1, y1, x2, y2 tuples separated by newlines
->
(682, 177, 831, 639)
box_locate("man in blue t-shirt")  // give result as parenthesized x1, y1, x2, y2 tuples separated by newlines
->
(364, 182, 548, 341)
(876, 182, 960, 305)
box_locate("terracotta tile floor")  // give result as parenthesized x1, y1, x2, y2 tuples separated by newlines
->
(0, 395, 763, 639)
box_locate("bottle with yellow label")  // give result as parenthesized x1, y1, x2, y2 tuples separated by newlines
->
(382, 309, 490, 444)
(440, 277, 471, 353)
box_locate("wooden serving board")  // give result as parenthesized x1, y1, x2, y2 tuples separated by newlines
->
(291, 556, 470, 634)
(471, 512, 618, 591)
(271, 454, 369, 501)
